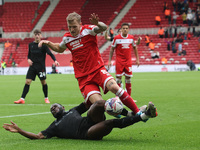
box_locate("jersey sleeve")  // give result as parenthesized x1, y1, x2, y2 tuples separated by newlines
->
(41, 122, 56, 139)
(59, 36, 67, 49)
(83, 25, 97, 36)
(28, 43, 31, 59)
(45, 45, 56, 61)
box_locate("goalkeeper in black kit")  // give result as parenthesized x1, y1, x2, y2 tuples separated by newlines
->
(14, 29, 59, 104)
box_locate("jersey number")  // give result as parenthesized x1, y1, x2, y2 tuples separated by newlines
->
(128, 67, 132, 72)
(39, 72, 46, 78)
(101, 69, 110, 76)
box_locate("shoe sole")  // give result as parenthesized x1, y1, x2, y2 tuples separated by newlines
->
(14, 101, 25, 104)
(148, 102, 157, 118)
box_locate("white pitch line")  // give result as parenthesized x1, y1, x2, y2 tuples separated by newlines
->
(0, 112, 50, 119)
(0, 104, 79, 119)
(0, 104, 78, 106)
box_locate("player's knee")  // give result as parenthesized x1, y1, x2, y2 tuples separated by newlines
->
(116, 78, 122, 84)
(41, 80, 46, 85)
(125, 78, 131, 83)
(106, 80, 119, 93)
(25, 79, 32, 85)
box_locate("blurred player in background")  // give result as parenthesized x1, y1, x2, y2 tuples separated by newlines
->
(3, 100, 157, 140)
(39, 12, 142, 116)
(14, 29, 59, 104)
(108, 23, 141, 98)
(104, 28, 121, 41)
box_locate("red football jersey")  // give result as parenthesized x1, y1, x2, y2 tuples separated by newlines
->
(60, 25, 104, 78)
(111, 34, 136, 65)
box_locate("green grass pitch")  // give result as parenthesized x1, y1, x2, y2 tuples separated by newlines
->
(0, 71, 200, 150)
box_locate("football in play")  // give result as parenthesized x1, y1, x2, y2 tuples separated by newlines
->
(104, 97, 123, 116)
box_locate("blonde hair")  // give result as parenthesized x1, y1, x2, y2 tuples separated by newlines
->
(66, 12, 81, 23)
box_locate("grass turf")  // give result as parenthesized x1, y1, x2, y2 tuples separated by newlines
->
(0, 71, 200, 150)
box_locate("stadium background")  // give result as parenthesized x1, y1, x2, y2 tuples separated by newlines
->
(0, 0, 200, 75)
(0, 1, 200, 149)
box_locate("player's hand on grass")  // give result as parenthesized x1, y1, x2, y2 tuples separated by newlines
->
(3, 121, 19, 133)
(89, 13, 99, 25)
(28, 59, 33, 66)
(38, 40, 49, 47)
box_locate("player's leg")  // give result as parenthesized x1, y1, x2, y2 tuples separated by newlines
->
(87, 102, 157, 140)
(14, 67, 36, 104)
(106, 79, 140, 115)
(125, 76, 132, 96)
(37, 69, 49, 103)
(87, 112, 146, 140)
(40, 79, 50, 103)
(115, 63, 123, 88)
(14, 79, 32, 104)
(116, 76, 122, 88)
(124, 65, 133, 96)
(87, 100, 105, 123)
(96, 67, 139, 115)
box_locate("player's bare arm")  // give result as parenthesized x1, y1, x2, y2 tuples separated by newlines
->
(3, 121, 45, 140)
(104, 30, 111, 41)
(136, 37, 142, 45)
(133, 46, 140, 67)
(38, 40, 65, 53)
(89, 13, 107, 34)
(108, 47, 115, 69)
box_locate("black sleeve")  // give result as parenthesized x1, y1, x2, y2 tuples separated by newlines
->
(70, 103, 89, 115)
(45, 46, 56, 61)
(41, 122, 56, 139)
(28, 43, 31, 59)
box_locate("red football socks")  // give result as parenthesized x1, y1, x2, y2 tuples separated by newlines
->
(126, 83, 131, 96)
(116, 88, 139, 114)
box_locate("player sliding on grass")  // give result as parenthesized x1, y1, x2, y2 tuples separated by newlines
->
(38, 12, 143, 116)
(14, 29, 59, 104)
(3, 100, 157, 140)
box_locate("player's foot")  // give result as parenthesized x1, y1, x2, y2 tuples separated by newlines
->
(145, 102, 157, 118)
(14, 99, 25, 104)
(139, 105, 147, 113)
(45, 98, 50, 104)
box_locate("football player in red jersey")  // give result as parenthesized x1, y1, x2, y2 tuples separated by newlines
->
(108, 23, 141, 97)
(39, 12, 141, 115)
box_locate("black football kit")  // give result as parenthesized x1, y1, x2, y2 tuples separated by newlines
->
(26, 41, 56, 80)
(41, 104, 95, 139)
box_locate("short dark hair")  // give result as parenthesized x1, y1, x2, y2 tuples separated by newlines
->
(34, 29, 41, 34)
(121, 23, 129, 28)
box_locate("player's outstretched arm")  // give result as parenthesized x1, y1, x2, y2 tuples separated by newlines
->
(38, 40, 66, 53)
(133, 46, 140, 67)
(136, 37, 142, 45)
(108, 47, 115, 69)
(89, 13, 107, 34)
(104, 30, 111, 41)
(3, 121, 45, 140)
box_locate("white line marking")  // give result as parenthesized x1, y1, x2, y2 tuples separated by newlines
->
(0, 104, 78, 119)
(0, 104, 78, 106)
(0, 112, 50, 119)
